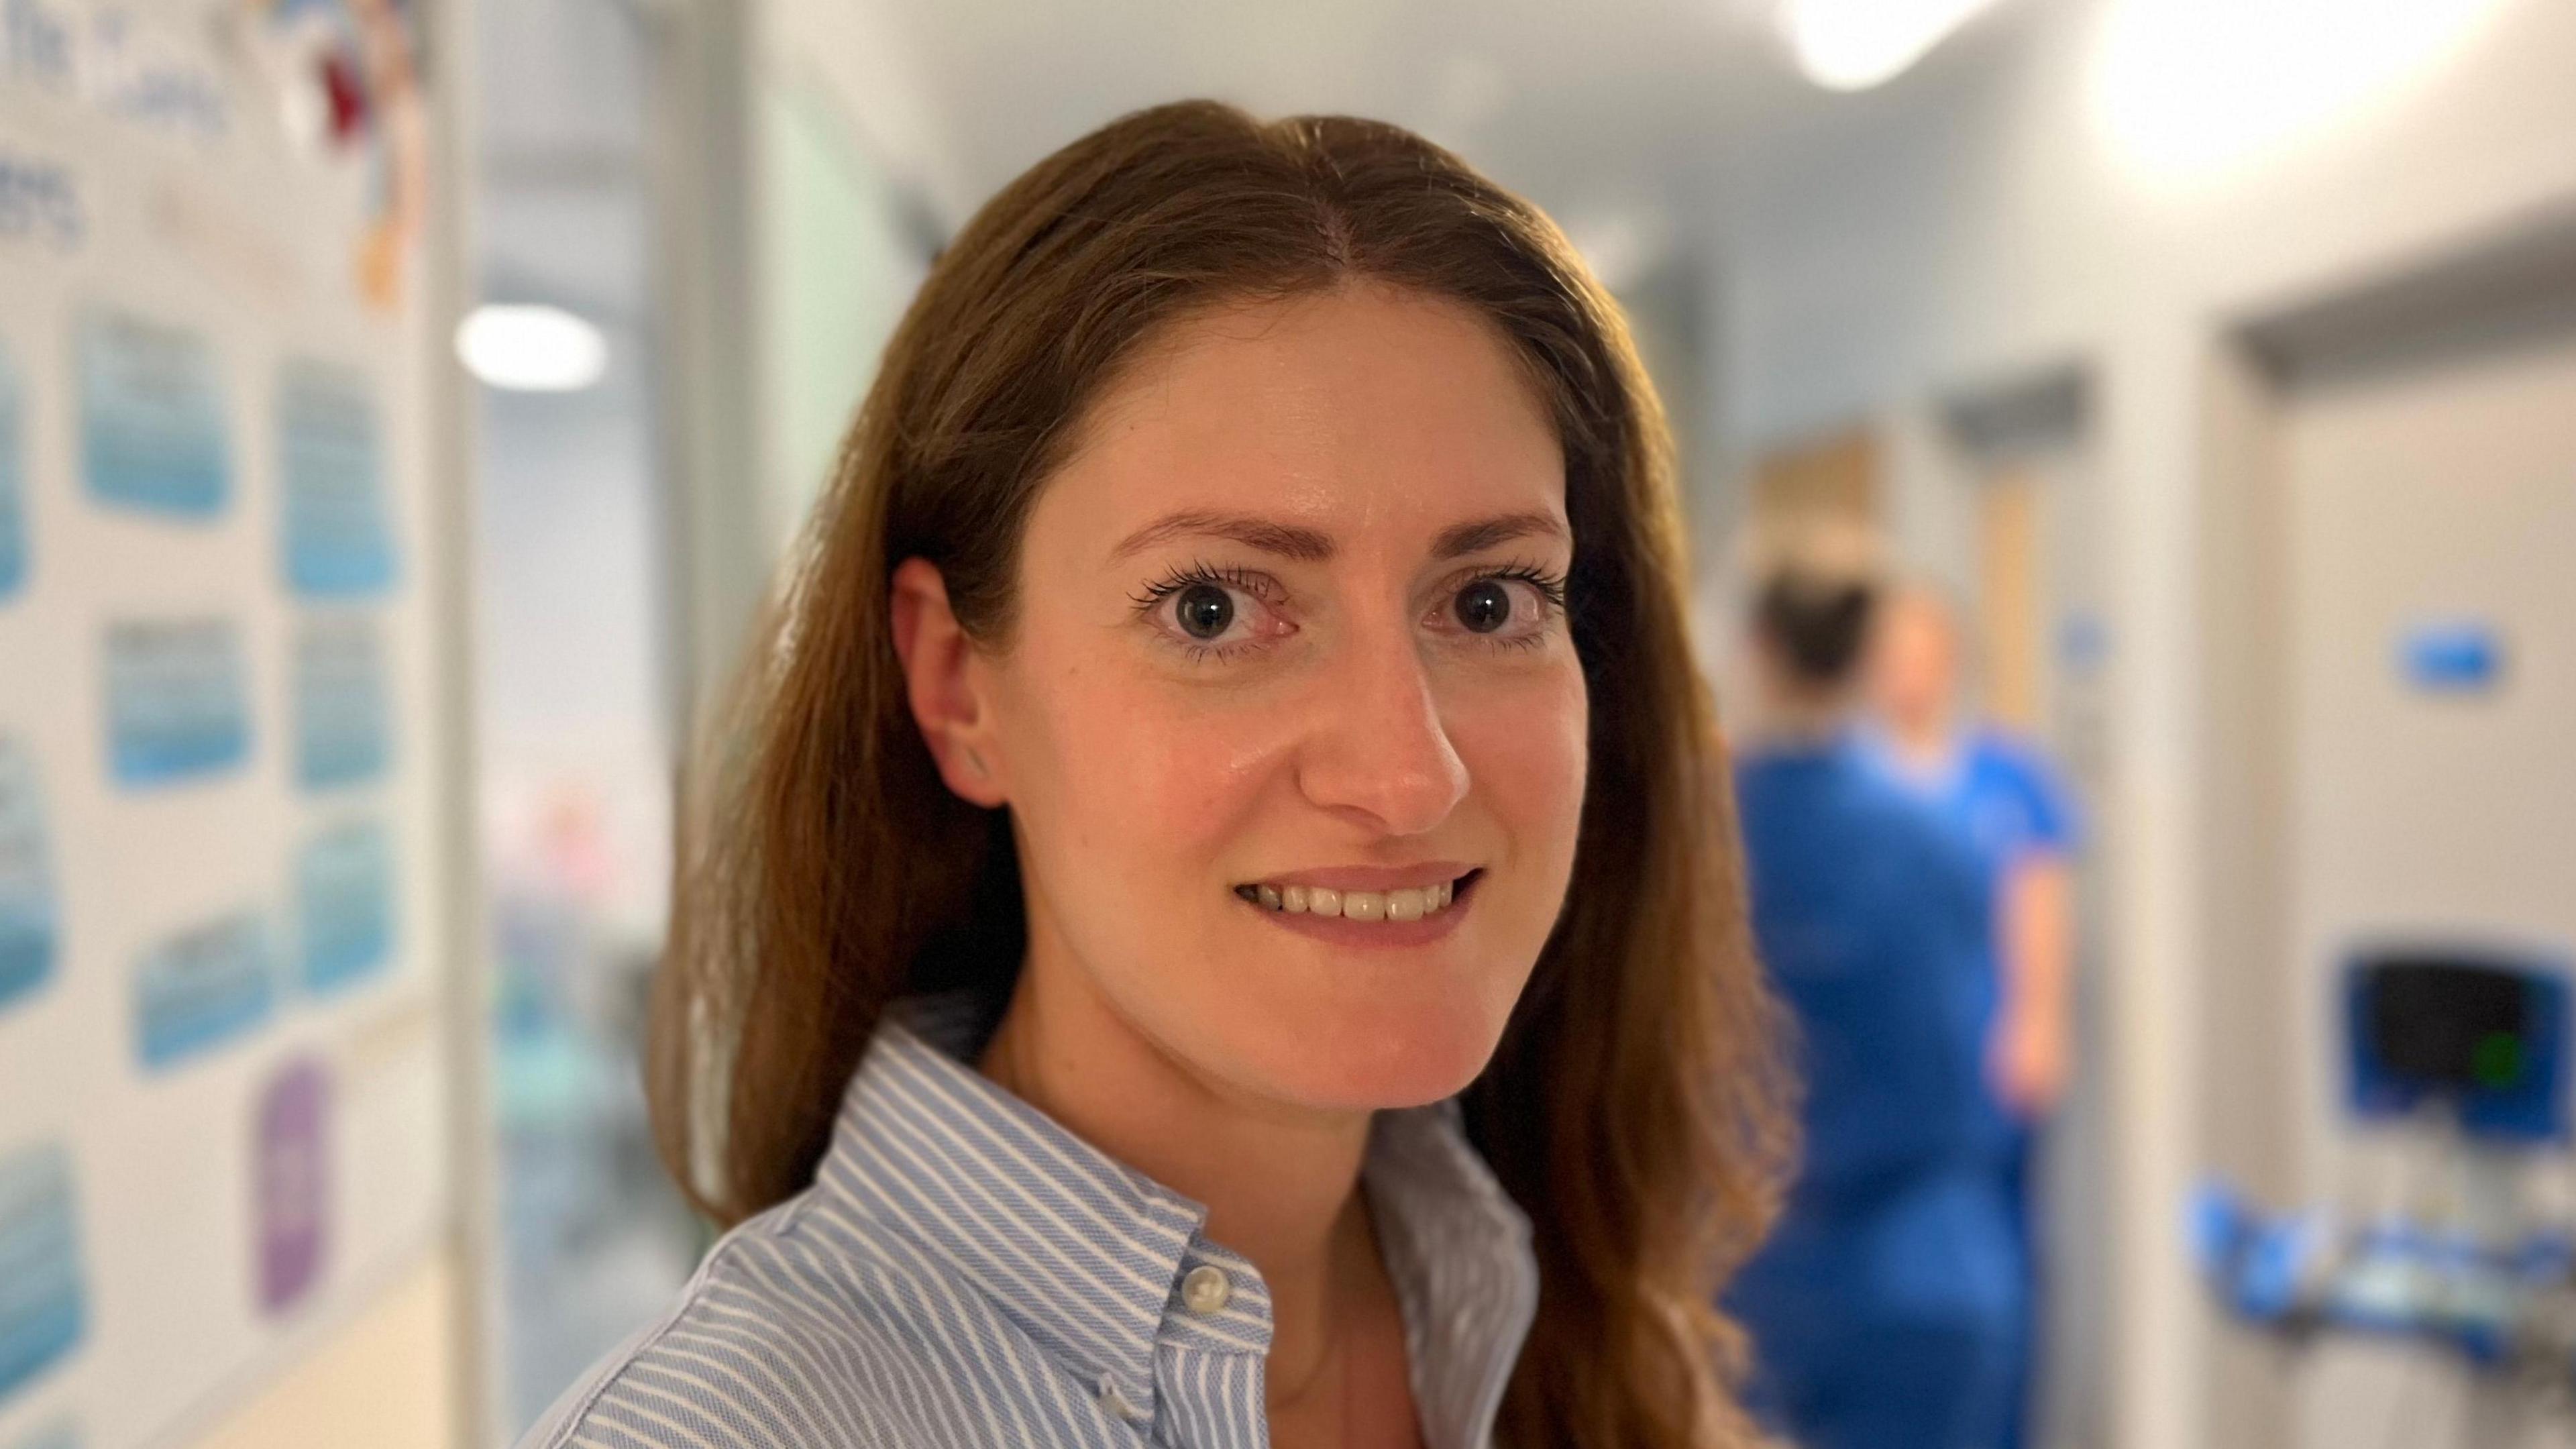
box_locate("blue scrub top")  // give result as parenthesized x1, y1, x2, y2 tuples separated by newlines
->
(1733, 731, 2000, 1199)
(1729, 732, 2021, 1449)
(1876, 727, 2080, 1136)
(1891, 727, 2082, 880)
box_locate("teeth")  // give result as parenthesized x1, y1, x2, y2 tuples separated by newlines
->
(1238, 877, 1466, 920)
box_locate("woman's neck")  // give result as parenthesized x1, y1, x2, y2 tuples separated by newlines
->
(1759, 680, 1853, 746)
(1886, 705, 1960, 776)
(975, 929, 1374, 1406)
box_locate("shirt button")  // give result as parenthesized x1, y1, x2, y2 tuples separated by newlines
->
(1181, 1264, 1232, 1314)
(1095, 1373, 1145, 1421)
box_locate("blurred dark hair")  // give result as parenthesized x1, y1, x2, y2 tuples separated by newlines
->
(1755, 571, 1878, 686)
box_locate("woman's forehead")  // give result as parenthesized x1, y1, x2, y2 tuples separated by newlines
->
(1038, 286, 1568, 561)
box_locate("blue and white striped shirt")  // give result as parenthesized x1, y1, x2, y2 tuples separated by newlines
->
(521, 998, 1541, 1448)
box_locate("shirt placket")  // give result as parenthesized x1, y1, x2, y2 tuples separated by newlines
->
(1148, 1244, 1274, 1448)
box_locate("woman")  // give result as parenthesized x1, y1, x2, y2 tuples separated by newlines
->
(1870, 584, 2080, 1127)
(1869, 584, 2084, 1449)
(1725, 564, 2017, 1449)
(524, 101, 1786, 1449)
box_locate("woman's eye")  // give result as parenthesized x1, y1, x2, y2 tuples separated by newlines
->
(1454, 579, 1513, 634)
(1146, 577, 1276, 650)
(1444, 576, 1554, 639)
(1175, 582, 1235, 640)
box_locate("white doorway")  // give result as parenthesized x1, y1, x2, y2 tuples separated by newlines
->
(2204, 218, 2576, 1449)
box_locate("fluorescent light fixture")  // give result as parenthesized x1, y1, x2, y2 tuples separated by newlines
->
(454, 304, 607, 392)
(1778, 0, 2002, 91)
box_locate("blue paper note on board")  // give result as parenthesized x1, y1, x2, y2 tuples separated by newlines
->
(78, 309, 230, 518)
(103, 618, 250, 786)
(0, 1144, 87, 1405)
(293, 614, 390, 790)
(133, 911, 274, 1069)
(296, 820, 394, 995)
(277, 360, 394, 596)
(0, 341, 25, 599)
(0, 739, 56, 1014)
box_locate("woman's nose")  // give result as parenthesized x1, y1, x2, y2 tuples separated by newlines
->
(1291, 627, 1469, 837)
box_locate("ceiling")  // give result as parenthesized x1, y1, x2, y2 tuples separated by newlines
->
(789, 0, 2045, 288)
(468, 0, 2051, 334)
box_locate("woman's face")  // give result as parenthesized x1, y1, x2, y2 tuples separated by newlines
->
(974, 284, 1589, 1112)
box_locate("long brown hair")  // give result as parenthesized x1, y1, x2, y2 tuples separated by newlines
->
(651, 99, 1790, 1447)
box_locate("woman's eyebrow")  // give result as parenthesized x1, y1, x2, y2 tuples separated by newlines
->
(1430, 510, 1569, 559)
(1108, 510, 1336, 562)
(1106, 507, 1568, 565)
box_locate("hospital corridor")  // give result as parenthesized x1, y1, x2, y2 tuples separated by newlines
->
(3, 2, 2576, 1448)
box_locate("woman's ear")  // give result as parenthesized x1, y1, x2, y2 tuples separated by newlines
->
(889, 557, 1008, 808)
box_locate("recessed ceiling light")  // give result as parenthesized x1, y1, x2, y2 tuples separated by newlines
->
(1777, 0, 2002, 91)
(453, 304, 607, 392)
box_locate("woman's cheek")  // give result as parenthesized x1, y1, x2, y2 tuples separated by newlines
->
(1053, 667, 1288, 861)
(1450, 661, 1589, 845)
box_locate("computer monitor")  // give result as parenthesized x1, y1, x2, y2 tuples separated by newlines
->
(2345, 949, 2569, 1143)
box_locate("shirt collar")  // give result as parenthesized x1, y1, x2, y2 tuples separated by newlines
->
(1366, 1099, 1540, 1446)
(810, 996, 1539, 1447)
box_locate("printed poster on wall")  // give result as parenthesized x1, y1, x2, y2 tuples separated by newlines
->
(0, 1144, 86, 1407)
(0, 740, 56, 1016)
(76, 310, 231, 521)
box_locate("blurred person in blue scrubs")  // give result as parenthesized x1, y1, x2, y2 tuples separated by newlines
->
(1869, 585, 2082, 1449)
(1727, 559, 2019, 1449)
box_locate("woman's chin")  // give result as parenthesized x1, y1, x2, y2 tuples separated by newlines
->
(1226, 1002, 1509, 1112)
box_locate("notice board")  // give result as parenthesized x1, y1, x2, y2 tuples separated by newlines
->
(0, 4, 456, 1447)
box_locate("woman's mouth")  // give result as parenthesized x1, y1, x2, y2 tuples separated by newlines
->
(1230, 868, 1483, 924)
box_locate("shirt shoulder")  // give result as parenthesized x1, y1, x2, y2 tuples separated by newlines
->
(515, 1197, 1073, 1449)
(1966, 729, 2081, 853)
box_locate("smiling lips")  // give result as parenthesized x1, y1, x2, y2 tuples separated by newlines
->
(1231, 869, 1478, 924)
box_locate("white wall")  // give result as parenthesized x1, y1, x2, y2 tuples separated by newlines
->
(1699, 3, 2576, 1447)
(1709, 0, 2576, 449)
(753, 80, 932, 563)
(2273, 319, 2576, 1449)
(648, 0, 943, 722)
